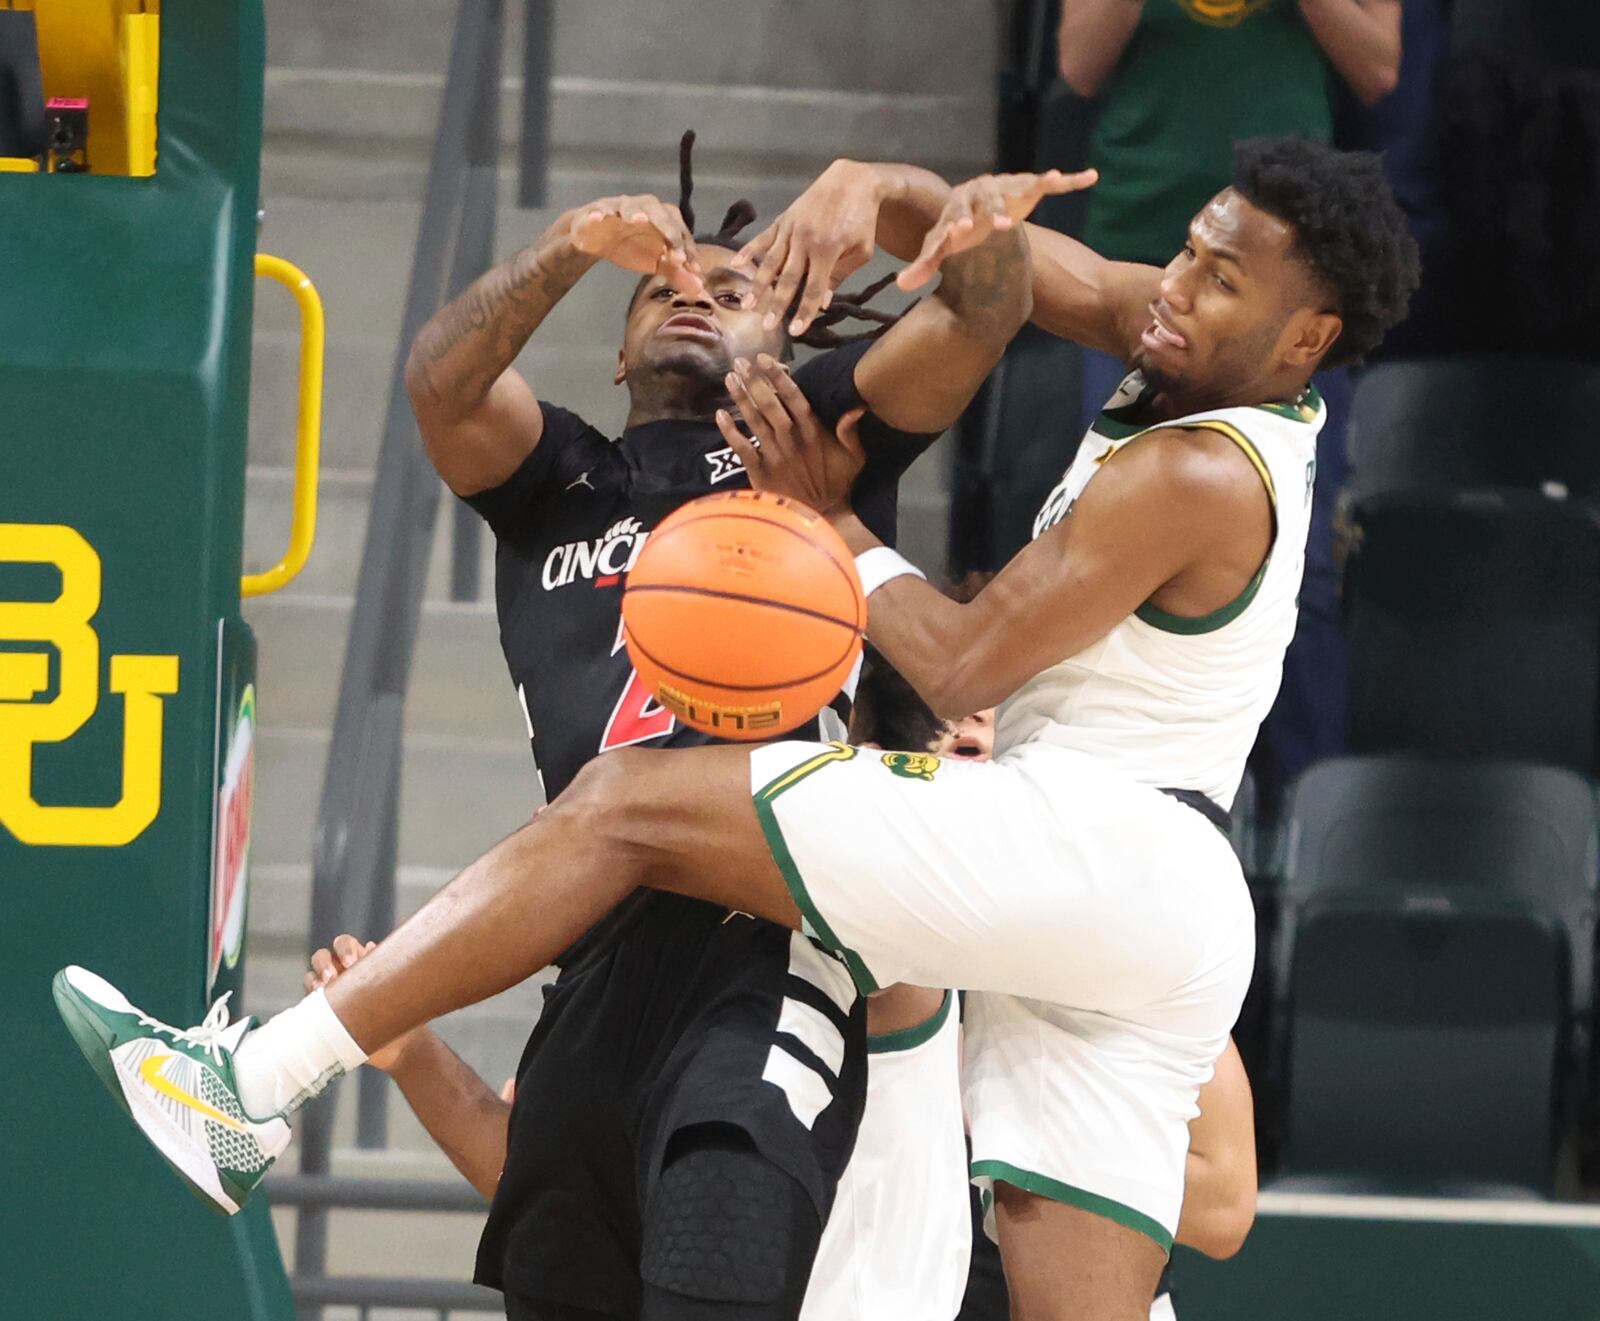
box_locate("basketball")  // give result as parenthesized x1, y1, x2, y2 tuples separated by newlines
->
(622, 489, 866, 739)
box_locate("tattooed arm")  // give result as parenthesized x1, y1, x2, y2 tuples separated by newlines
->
(406, 195, 699, 496)
(844, 176, 1040, 435)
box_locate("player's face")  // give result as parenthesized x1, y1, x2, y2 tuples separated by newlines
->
(621, 244, 786, 386)
(1131, 189, 1331, 400)
(931, 709, 995, 762)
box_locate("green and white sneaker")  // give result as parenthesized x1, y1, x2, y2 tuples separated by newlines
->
(53, 965, 292, 1216)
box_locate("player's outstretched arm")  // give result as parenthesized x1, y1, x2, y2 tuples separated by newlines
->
(854, 431, 1267, 716)
(737, 159, 1154, 360)
(406, 195, 701, 496)
(734, 159, 956, 333)
(809, 170, 1107, 435)
(736, 168, 1064, 433)
(308, 935, 511, 1201)
(1175, 1037, 1258, 1260)
(720, 360, 1272, 719)
(847, 172, 1123, 434)
(1023, 223, 1164, 360)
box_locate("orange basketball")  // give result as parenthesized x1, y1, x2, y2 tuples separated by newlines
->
(622, 489, 866, 739)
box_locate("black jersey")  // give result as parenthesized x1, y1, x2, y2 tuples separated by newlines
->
(464, 339, 936, 806)
(467, 342, 929, 1312)
(465, 341, 936, 971)
(476, 902, 869, 1312)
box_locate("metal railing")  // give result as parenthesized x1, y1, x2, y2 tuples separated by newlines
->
(288, 0, 551, 1314)
(278, 1179, 503, 1318)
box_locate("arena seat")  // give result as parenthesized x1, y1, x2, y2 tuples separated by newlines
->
(1269, 755, 1600, 1195)
(1278, 900, 1567, 1195)
(1343, 489, 1600, 773)
(1347, 355, 1600, 504)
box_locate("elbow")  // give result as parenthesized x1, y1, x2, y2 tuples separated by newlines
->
(1010, 282, 1035, 339)
(922, 671, 990, 725)
(1355, 59, 1401, 106)
(1056, 44, 1106, 99)
(1188, 1187, 1257, 1260)
(975, 251, 1035, 348)
(404, 343, 436, 416)
(1059, 65, 1104, 99)
(915, 673, 963, 724)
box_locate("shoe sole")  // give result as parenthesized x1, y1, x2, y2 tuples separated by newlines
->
(52, 971, 241, 1217)
(52, 970, 131, 1119)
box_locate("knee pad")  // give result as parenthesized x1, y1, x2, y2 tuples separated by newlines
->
(640, 1125, 819, 1313)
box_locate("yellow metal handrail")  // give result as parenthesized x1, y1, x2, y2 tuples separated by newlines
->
(244, 253, 324, 598)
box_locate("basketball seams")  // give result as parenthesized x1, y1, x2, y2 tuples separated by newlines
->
(636, 506, 866, 630)
(640, 510, 862, 620)
(624, 583, 862, 634)
(624, 607, 860, 693)
(622, 490, 868, 734)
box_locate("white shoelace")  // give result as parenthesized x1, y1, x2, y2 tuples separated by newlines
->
(137, 993, 236, 1066)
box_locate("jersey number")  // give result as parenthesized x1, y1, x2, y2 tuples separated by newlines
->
(599, 621, 676, 752)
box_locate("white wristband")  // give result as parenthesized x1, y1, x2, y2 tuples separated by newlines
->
(854, 546, 926, 598)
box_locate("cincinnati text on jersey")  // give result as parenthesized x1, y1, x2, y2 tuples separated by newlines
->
(542, 517, 650, 590)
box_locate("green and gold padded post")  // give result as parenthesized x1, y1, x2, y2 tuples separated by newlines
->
(0, 3, 302, 1316)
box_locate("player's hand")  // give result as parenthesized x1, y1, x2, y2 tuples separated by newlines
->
(898, 169, 1098, 291)
(305, 934, 418, 1073)
(567, 194, 703, 296)
(734, 160, 883, 336)
(715, 354, 866, 517)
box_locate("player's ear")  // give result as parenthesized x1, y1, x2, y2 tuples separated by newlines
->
(613, 349, 627, 386)
(1284, 309, 1341, 370)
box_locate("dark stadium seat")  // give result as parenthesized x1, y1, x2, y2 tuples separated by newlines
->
(1276, 755, 1599, 1030)
(1280, 900, 1566, 1195)
(1343, 490, 1600, 773)
(1347, 356, 1600, 504)
(1269, 756, 1600, 1195)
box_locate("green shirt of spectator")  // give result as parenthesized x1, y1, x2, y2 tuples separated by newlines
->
(1061, 0, 1402, 265)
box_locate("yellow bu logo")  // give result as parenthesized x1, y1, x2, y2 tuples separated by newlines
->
(0, 523, 180, 847)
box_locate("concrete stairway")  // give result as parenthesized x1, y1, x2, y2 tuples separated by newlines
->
(243, 0, 997, 1286)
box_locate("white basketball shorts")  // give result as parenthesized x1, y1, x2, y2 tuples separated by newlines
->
(748, 740, 1254, 1251)
(803, 991, 970, 1321)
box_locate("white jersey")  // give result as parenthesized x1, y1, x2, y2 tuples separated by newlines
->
(803, 991, 970, 1321)
(997, 372, 1323, 808)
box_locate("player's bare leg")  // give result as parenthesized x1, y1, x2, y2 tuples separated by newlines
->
(321, 743, 801, 1054)
(50, 741, 807, 1213)
(995, 1184, 1166, 1321)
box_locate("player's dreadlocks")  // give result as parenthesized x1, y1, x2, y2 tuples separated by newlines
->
(675, 130, 906, 350)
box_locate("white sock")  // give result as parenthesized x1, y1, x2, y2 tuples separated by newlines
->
(233, 988, 368, 1118)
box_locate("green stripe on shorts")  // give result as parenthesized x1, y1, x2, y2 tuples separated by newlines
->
(971, 1159, 1174, 1254)
(867, 989, 952, 1054)
(751, 747, 880, 996)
